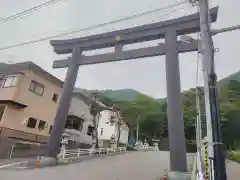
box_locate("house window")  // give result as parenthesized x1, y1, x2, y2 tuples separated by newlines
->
(38, 120, 46, 131)
(87, 125, 94, 136)
(100, 128, 103, 136)
(27, 117, 37, 128)
(52, 93, 58, 103)
(2, 76, 18, 88)
(49, 125, 53, 134)
(65, 116, 83, 131)
(29, 80, 44, 96)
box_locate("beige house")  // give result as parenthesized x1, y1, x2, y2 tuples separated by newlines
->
(0, 62, 63, 144)
(0, 61, 129, 152)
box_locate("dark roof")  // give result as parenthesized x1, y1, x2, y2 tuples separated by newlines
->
(0, 62, 64, 87)
(73, 88, 112, 110)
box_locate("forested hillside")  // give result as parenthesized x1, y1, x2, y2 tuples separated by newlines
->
(90, 72, 240, 150)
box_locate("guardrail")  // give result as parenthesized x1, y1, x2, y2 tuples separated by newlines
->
(57, 147, 127, 160)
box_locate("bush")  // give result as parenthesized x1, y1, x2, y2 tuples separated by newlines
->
(228, 151, 240, 162)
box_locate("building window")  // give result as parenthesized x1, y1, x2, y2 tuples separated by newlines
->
(87, 125, 94, 136)
(2, 76, 18, 88)
(65, 116, 83, 131)
(27, 117, 37, 128)
(100, 128, 103, 136)
(52, 93, 58, 103)
(49, 125, 53, 134)
(38, 120, 46, 131)
(29, 80, 44, 96)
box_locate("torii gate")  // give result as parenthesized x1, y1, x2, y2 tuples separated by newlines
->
(47, 7, 218, 172)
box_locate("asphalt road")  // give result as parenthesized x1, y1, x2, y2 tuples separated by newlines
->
(225, 160, 240, 180)
(0, 151, 194, 180)
(0, 152, 239, 180)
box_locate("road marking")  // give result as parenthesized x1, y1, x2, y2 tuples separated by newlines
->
(0, 161, 27, 169)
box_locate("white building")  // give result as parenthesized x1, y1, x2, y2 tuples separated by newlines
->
(63, 89, 129, 149)
(119, 122, 129, 145)
(98, 110, 129, 148)
(64, 89, 95, 149)
(97, 110, 118, 148)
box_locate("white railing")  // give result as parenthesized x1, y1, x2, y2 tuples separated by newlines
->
(135, 146, 159, 151)
(57, 147, 127, 160)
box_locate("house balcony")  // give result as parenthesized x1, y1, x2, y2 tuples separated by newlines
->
(0, 87, 18, 101)
(0, 74, 21, 101)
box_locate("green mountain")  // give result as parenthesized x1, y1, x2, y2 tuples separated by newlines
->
(92, 89, 188, 102)
(90, 89, 146, 101)
(220, 70, 240, 86)
(91, 71, 240, 102)
(88, 70, 240, 150)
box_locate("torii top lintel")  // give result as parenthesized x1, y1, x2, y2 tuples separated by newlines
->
(50, 7, 218, 54)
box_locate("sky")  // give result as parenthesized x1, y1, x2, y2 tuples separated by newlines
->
(0, 0, 239, 99)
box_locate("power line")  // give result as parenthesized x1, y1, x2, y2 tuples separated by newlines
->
(1, 0, 66, 23)
(0, 0, 188, 51)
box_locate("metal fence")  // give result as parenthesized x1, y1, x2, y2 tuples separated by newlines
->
(57, 147, 127, 160)
(135, 146, 159, 151)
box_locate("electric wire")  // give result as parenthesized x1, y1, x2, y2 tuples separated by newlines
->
(0, 0, 67, 23)
(0, 0, 189, 51)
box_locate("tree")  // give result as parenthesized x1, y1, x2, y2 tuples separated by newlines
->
(91, 78, 240, 150)
(90, 98, 100, 149)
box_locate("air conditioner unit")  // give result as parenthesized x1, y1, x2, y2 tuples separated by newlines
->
(81, 114, 85, 119)
(45, 123, 49, 128)
(22, 118, 28, 126)
(119, 120, 124, 125)
(81, 112, 85, 118)
(109, 116, 116, 124)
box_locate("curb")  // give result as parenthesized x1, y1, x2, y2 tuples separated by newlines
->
(226, 159, 240, 166)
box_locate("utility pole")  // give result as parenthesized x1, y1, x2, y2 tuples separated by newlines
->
(197, 0, 227, 180)
(136, 114, 140, 142)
